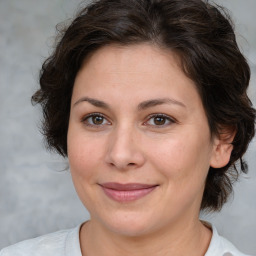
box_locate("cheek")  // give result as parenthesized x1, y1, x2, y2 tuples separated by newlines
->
(147, 131, 212, 183)
(67, 129, 102, 181)
(150, 134, 212, 212)
(67, 131, 106, 210)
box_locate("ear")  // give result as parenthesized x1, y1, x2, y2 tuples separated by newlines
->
(210, 127, 236, 168)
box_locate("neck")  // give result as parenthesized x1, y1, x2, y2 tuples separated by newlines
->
(80, 217, 212, 256)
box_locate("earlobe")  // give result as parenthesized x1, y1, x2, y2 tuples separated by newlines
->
(210, 128, 236, 168)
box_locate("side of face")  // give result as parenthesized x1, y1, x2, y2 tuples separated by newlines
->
(67, 43, 232, 236)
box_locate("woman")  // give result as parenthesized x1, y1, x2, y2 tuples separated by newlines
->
(1, 0, 255, 255)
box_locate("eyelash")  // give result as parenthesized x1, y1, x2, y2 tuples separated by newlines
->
(144, 114, 176, 127)
(81, 113, 176, 128)
(81, 113, 111, 128)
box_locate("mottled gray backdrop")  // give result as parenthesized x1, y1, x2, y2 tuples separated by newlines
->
(0, 0, 255, 254)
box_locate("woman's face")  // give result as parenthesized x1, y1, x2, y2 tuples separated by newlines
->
(68, 43, 219, 236)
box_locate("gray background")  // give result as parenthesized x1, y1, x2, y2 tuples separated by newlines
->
(0, 0, 255, 254)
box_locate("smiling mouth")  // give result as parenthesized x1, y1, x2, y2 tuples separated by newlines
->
(99, 183, 159, 202)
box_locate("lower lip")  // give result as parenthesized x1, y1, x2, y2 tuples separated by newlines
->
(101, 186, 157, 202)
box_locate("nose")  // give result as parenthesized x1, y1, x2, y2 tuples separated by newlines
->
(105, 125, 146, 170)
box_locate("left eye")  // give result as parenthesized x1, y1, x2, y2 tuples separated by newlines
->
(82, 114, 110, 126)
(145, 115, 174, 126)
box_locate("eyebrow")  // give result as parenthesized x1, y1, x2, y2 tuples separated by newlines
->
(137, 98, 186, 110)
(73, 97, 186, 110)
(73, 97, 110, 109)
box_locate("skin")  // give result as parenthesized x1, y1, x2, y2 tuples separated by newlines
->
(67, 43, 233, 256)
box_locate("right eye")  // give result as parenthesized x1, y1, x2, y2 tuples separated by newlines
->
(82, 113, 111, 127)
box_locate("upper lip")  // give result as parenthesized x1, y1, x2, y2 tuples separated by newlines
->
(100, 182, 158, 191)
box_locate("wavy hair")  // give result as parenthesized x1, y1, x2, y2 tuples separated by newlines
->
(32, 0, 256, 211)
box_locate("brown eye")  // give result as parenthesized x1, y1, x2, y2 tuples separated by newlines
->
(153, 116, 166, 125)
(83, 113, 110, 127)
(92, 115, 104, 125)
(145, 114, 175, 127)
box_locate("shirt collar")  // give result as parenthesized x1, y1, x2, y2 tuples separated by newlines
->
(202, 220, 246, 256)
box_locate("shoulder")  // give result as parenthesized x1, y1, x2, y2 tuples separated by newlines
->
(0, 225, 82, 256)
(218, 235, 252, 256)
(203, 221, 254, 256)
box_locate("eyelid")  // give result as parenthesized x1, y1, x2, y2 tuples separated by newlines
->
(81, 112, 111, 127)
(81, 112, 177, 128)
(143, 113, 176, 127)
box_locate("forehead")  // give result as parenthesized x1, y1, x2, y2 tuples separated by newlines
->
(73, 43, 203, 111)
(80, 43, 183, 76)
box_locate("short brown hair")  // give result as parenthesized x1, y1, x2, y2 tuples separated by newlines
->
(32, 0, 256, 211)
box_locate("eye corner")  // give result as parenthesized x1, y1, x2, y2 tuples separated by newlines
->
(143, 113, 177, 127)
(81, 112, 112, 128)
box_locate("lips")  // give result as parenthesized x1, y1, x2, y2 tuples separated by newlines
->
(99, 183, 158, 202)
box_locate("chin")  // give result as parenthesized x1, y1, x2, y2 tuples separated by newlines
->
(101, 213, 155, 237)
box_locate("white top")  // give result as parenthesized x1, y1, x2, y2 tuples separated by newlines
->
(0, 222, 253, 256)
